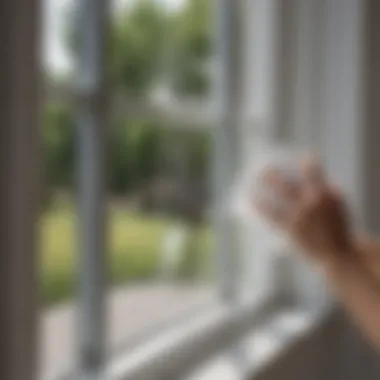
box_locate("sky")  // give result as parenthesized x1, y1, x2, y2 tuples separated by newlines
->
(42, 0, 184, 75)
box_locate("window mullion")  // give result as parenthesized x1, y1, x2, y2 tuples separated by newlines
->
(75, 0, 109, 378)
(239, 0, 284, 297)
(212, 0, 243, 303)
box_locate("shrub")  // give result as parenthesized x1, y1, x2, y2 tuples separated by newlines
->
(42, 103, 75, 189)
(42, 105, 210, 197)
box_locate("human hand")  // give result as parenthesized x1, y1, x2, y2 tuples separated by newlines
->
(254, 155, 355, 268)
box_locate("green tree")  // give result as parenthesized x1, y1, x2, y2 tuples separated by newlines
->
(65, 0, 167, 95)
(108, 119, 161, 194)
(108, 122, 134, 194)
(132, 121, 161, 185)
(47, 0, 212, 195)
(169, 0, 212, 96)
(109, 0, 212, 97)
(65, 0, 212, 96)
(43, 103, 75, 189)
(109, 0, 167, 95)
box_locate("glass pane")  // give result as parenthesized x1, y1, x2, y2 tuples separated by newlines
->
(39, 0, 218, 378)
(38, 82, 78, 378)
(106, 0, 216, 354)
(39, 0, 78, 378)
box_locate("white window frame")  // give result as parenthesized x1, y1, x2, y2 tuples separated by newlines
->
(50, 0, 310, 379)
(71, 1, 284, 379)
(75, 0, 108, 379)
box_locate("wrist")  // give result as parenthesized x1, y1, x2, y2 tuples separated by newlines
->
(320, 243, 359, 278)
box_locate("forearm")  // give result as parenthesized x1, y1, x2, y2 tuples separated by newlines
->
(323, 250, 380, 349)
(356, 234, 380, 281)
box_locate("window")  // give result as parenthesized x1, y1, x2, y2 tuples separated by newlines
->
(105, 0, 216, 356)
(5, 0, 369, 379)
(39, 1, 276, 379)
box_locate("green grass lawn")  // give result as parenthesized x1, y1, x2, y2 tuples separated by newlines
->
(39, 199, 212, 306)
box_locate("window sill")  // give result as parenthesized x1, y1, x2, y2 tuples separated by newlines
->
(187, 304, 334, 380)
(108, 292, 278, 380)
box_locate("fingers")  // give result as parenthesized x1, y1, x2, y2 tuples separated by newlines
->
(254, 199, 288, 228)
(260, 154, 326, 200)
(261, 168, 301, 203)
(254, 153, 329, 229)
(300, 154, 326, 195)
